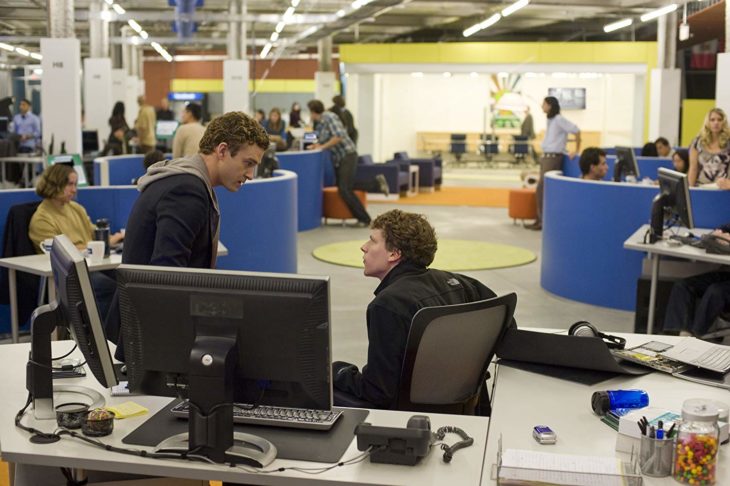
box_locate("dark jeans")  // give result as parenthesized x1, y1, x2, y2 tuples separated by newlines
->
(535, 153, 564, 222)
(663, 271, 730, 335)
(90, 270, 117, 323)
(334, 152, 371, 224)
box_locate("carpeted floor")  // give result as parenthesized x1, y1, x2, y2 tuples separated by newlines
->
(313, 239, 536, 271)
(372, 186, 510, 207)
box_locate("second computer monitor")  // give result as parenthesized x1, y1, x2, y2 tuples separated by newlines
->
(117, 265, 332, 411)
(614, 146, 640, 182)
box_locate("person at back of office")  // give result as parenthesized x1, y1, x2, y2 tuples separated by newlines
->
(688, 107, 730, 190)
(172, 103, 205, 159)
(133, 95, 157, 154)
(640, 142, 658, 157)
(528, 96, 580, 231)
(12, 98, 41, 154)
(100, 123, 129, 156)
(332, 209, 501, 410)
(579, 147, 608, 181)
(330, 95, 358, 145)
(655, 137, 674, 158)
(156, 97, 175, 122)
(521, 106, 535, 140)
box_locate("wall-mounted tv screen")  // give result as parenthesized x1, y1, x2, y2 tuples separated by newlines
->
(548, 87, 586, 110)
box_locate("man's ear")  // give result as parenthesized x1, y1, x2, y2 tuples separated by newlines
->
(388, 248, 402, 263)
(216, 142, 228, 158)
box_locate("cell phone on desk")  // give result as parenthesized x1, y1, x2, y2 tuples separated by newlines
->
(533, 425, 557, 444)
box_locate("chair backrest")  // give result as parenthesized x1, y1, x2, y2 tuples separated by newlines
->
(358, 154, 374, 165)
(393, 151, 410, 160)
(450, 133, 467, 142)
(450, 133, 467, 154)
(397, 293, 517, 415)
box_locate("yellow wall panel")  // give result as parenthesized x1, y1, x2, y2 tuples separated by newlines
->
(537, 43, 596, 63)
(681, 99, 715, 146)
(390, 44, 437, 63)
(170, 79, 224, 92)
(171, 79, 339, 94)
(439, 43, 493, 63)
(479, 43, 537, 63)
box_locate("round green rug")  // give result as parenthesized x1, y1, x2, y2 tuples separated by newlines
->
(312, 239, 536, 271)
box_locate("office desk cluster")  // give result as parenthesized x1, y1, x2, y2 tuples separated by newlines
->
(1, 332, 728, 485)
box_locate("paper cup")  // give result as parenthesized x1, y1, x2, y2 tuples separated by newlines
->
(86, 241, 105, 263)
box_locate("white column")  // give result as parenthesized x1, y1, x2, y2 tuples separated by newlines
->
(88, 0, 109, 58)
(315, 72, 336, 106)
(41, 38, 82, 154)
(83, 58, 113, 142)
(47, 0, 75, 38)
(352, 73, 378, 159)
(716, 54, 730, 114)
(224, 60, 249, 113)
(649, 69, 682, 145)
(125, 75, 139, 127)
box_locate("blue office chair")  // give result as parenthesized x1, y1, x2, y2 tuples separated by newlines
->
(450, 134, 467, 163)
(481, 135, 499, 162)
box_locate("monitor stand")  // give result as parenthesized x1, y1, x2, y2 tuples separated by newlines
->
(158, 333, 276, 465)
(27, 302, 105, 419)
(649, 193, 668, 243)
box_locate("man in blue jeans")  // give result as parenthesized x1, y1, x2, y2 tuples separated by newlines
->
(663, 223, 730, 336)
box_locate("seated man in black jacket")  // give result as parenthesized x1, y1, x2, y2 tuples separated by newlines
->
(333, 209, 499, 409)
(663, 222, 730, 337)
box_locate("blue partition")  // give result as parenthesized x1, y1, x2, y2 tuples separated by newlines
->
(541, 172, 730, 311)
(277, 150, 325, 231)
(93, 155, 145, 186)
(76, 186, 139, 232)
(562, 155, 673, 180)
(215, 169, 297, 273)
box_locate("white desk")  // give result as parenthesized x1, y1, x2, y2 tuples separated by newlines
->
(623, 225, 730, 334)
(0, 342, 491, 485)
(482, 331, 730, 485)
(0, 156, 43, 187)
(0, 243, 229, 344)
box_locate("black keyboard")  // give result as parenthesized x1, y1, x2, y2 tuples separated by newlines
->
(170, 401, 342, 431)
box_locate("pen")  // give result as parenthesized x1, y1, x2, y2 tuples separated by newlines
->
(667, 423, 676, 438)
(656, 428, 664, 440)
(649, 425, 655, 439)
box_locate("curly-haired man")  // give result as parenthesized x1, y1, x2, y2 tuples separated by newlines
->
(123, 111, 269, 268)
(333, 209, 499, 409)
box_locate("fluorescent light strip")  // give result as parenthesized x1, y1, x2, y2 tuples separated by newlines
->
(603, 18, 632, 33)
(128, 19, 143, 33)
(112, 4, 125, 15)
(270, 32, 279, 42)
(0, 42, 14, 52)
(640, 4, 678, 22)
(260, 43, 273, 59)
(104, 0, 113, 5)
(502, 0, 529, 17)
(463, 13, 501, 37)
(15, 48, 30, 57)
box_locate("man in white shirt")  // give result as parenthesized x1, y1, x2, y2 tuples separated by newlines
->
(172, 103, 206, 159)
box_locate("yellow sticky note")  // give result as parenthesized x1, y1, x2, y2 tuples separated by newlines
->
(107, 401, 149, 419)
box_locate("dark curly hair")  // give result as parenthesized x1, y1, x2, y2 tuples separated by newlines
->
(371, 209, 437, 267)
(35, 164, 75, 199)
(199, 111, 269, 156)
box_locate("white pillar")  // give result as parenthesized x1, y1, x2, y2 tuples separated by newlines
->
(716, 54, 730, 114)
(649, 69, 682, 145)
(125, 75, 139, 127)
(47, 0, 75, 38)
(88, 0, 109, 58)
(224, 60, 249, 113)
(351, 73, 379, 159)
(315, 72, 336, 106)
(83, 58, 113, 142)
(41, 38, 82, 154)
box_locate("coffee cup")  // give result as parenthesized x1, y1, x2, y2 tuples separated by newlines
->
(86, 241, 105, 263)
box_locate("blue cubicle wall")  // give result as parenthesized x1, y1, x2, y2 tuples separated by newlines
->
(541, 172, 730, 311)
(562, 154, 673, 180)
(277, 150, 325, 231)
(93, 155, 146, 186)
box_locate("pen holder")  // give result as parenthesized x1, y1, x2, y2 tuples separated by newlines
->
(639, 435, 673, 477)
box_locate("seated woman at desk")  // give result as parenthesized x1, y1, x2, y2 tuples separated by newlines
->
(28, 164, 123, 319)
(688, 107, 730, 190)
(263, 107, 288, 150)
(672, 148, 689, 174)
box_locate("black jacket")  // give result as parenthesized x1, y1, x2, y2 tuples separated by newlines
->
(333, 261, 497, 409)
(122, 173, 216, 268)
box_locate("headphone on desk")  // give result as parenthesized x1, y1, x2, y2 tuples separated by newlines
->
(568, 321, 626, 350)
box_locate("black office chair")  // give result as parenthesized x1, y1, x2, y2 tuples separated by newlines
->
(510, 135, 530, 163)
(481, 135, 499, 162)
(396, 293, 516, 415)
(450, 133, 467, 163)
(0, 201, 45, 331)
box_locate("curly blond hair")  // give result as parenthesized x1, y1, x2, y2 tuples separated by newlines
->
(371, 210, 438, 267)
(35, 164, 74, 199)
(698, 107, 730, 150)
(199, 111, 270, 155)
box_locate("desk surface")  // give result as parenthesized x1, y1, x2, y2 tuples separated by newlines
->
(624, 225, 730, 266)
(482, 331, 730, 485)
(0, 342, 490, 486)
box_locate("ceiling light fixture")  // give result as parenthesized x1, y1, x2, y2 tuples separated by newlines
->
(112, 4, 125, 15)
(640, 4, 678, 22)
(603, 18, 632, 33)
(463, 13, 501, 37)
(15, 48, 30, 57)
(30, 52, 43, 61)
(127, 19, 143, 33)
(0, 42, 14, 52)
(502, 0, 529, 18)
(260, 43, 273, 59)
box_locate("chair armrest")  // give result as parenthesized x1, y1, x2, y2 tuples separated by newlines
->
(355, 164, 403, 193)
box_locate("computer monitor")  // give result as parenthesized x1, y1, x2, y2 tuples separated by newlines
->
(48, 153, 88, 187)
(27, 234, 118, 419)
(117, 264, 331, 462)
(301, 131, 318, 150)
(613, 146, 640, 182)
(155, 120, 179, 140)
(649, 168, 694, 243)
(82, 130, 99, 154)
